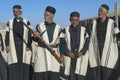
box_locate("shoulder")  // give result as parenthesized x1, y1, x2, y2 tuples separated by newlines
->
(81, 26, 86, 30)
(108, 18, 114, 23)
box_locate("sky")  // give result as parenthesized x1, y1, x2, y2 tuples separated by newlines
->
(0, 0, 120, 28)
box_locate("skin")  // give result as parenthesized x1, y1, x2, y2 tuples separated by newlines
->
(98, 7, 108, 20)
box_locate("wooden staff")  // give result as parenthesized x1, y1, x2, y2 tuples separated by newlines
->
(18, 17, 62, 63)
(114, 2, 119, 28)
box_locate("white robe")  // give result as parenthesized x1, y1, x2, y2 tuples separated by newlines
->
(6, 18, 32, 65)
(64, 26, 89, 76)
(34, 22, 61, 73)
(0, 30, 7, 62)
(89, 18, 119, 69)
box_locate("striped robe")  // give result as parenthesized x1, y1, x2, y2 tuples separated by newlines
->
(6, 18, 32, 65)
(64, 26, 90, 76)
(89, 18, 119, 80)
(34, 22, 61, 73)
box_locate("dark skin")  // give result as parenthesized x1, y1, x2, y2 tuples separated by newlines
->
(68, 16, 83, 58)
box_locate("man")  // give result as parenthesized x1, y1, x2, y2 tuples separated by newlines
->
(32, 6, 63, 80)
(89, 4, 119, 80)
(0, 30, 7, 80)
(5, 5, 32, 80)
(63, 11, 90, 80)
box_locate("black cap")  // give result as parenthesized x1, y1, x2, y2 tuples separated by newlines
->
(45, 6, 56, 14)
(13, 5, 22, 9)
(70, 11, 80, 18)
(100, 4, 109, 11)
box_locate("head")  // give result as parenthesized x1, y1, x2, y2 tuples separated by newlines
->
(70, 11, 80, 27)
(98, 4, 109, 19)
(44, 6, 56, 23)
(13, 5, 22, 18)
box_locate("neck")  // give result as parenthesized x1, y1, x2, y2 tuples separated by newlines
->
(46, 20, 53, 24)
(99, 15, 107, 21)
(72, 24, 79, 28)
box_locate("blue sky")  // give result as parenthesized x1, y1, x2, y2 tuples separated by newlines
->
(0, 0, 120, 28)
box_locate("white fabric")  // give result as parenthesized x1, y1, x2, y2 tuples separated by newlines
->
(64, 26, 89, 76)
(88, 20, 99, 68)
(34, 22, 61, 72)
(90, 19, 119, 69)
(101, 19, 118, 68)
(7, 18, 32, 65)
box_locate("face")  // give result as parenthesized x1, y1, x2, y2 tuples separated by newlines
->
(98, 7, 108, 19)
(44, 11, 54, 23)
(70, 16, 80, 27)
(13, 8, 22, 18)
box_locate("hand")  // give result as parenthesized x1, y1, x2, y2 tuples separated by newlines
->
(77, 51, 82, 58)
(60, 55, 64, 63)
(68, 53, 75, 58)
(26, 47, 30, 51)
(6, 46, 10, 53)
(33, 31, 40, 38)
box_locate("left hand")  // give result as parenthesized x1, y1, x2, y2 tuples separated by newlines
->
(26, 47, 30, 51)
(77, 51, 83, 58)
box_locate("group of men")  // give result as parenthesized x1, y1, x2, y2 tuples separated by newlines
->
(0, 3, 120, 80)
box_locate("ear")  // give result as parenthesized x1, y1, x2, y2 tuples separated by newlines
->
(20, 10, 23, 15)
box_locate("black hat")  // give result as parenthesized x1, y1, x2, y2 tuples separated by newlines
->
(100, 4, 109, 11)
(70, 11, 80, 18)
(13, 5, 22, 9)
(45, 6, 56, 14)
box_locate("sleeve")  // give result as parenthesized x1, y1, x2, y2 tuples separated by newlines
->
(59, 29, 71, 56)
(80, 29, 90, 55)
(5, 22, 10, 46)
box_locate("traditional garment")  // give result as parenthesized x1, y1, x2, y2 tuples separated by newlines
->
(89, 17, 119, 80)
(0, 33, 7, 80)
(63, 25, 90, 80)
(5, 18, 32, 80)
(33, 22, 61, 80)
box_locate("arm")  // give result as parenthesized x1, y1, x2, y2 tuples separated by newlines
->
(80, 30, 90, 55)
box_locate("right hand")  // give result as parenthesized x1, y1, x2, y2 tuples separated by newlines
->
(68, 53, 75, 58)
(6, 46, 11, 53)
(33, 31, 40, 38)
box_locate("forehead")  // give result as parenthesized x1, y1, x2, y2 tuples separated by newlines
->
(99, 7, 107, 12)
(13, 8, 21, 11)
(44, 11, 53, 15)
(71, 16, 79, 19)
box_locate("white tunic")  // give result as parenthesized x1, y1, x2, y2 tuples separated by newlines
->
(64, 26, 89, 76)
(34, 22, 61, 73)
(6, 18, 32, 65)
(90, 18, 119, 69)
